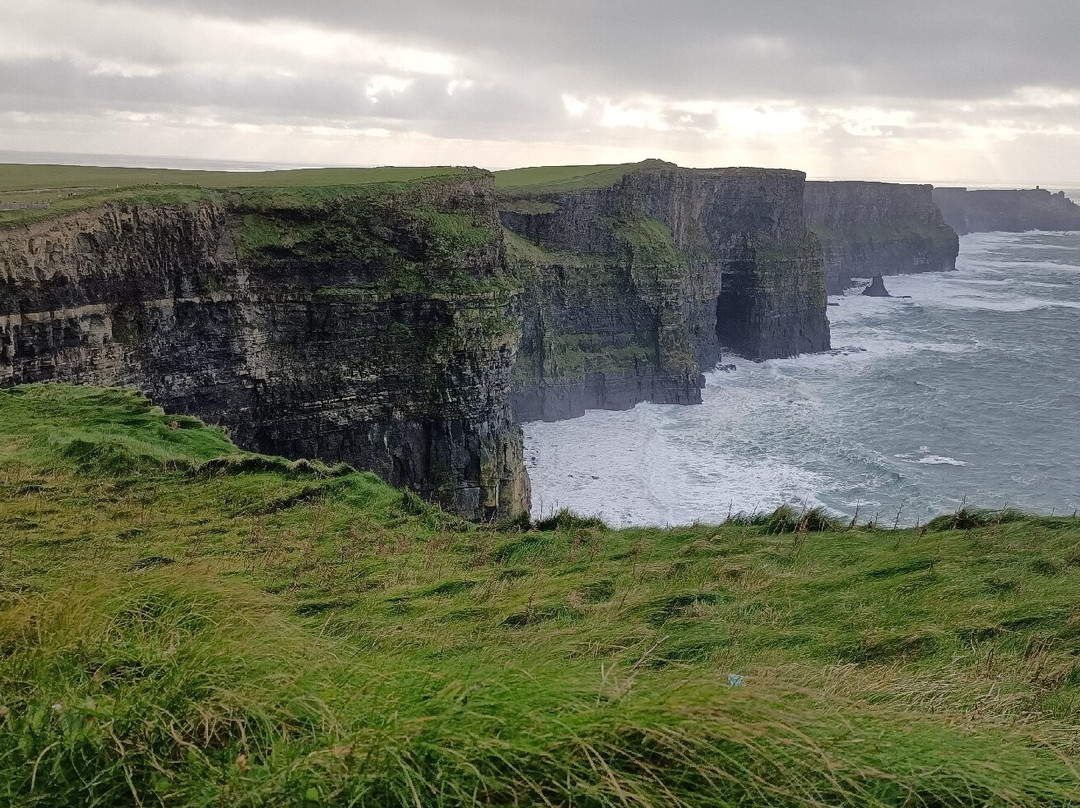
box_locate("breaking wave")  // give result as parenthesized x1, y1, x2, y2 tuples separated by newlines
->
(525, 231, 1080, 526)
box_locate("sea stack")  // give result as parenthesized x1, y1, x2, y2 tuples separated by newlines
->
(862, 275, 892, 297)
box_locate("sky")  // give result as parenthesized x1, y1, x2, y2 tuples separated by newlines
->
(3, 0, 1080, 184)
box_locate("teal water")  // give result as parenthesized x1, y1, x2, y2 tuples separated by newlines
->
(524, 232, 1080, 526)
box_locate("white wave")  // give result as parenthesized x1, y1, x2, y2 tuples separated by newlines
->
(916, 455, 968, 466)
(524, 396, 831, 527)
(524, 231, 1080, 527)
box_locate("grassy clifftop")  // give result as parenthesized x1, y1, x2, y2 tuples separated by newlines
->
(0, 164, 472, 228)
(1, 384, 1079, 806)
(494, 159, 676, 194)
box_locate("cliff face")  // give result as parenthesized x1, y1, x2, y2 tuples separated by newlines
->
(804, 181, 959, 295)
(0, 162, 838, 515)
(500, 163, 830, 422)
(931, 187, 1080, 235)
(0, 174, 529, 521)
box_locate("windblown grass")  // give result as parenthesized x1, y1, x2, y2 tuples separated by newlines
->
(0, 165, 472, 228)
(1, 384, 1079, 806)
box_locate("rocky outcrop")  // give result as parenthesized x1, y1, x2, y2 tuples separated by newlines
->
(501, 162, 830, 422)
(862, 275, 891, 297)
(931, 187, 1080, 235)
(805, 181, 958, 295)
(0, 173, 529, 521)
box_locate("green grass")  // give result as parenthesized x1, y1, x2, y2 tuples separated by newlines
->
(0, 186, 225, 227)
(612, 215, 683, 269)
(233, 180, 510, 299)
(1, 384, 1080, 806)
(0, 164, 468, 194)
(494, 160, 681, 194)
(0, 165, 472, 228)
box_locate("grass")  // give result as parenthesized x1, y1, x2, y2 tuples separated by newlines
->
(1, 384, 1080, 806)
(0, 164, 468, 194)
(0, 165, 471, 228)
(494, 160, 676, 194)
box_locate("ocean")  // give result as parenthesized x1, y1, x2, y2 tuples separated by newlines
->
(524, 231, 1080, 527)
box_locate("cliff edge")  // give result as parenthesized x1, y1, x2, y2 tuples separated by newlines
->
(805, 181, 958, 295)
(499, 161, 830, 422)
(0, 172, 529, 520)
(931, 187, 1080, 235)
(0, 161, 837, 515)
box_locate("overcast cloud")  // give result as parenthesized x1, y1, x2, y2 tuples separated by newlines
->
(3, 0, 1080, 183)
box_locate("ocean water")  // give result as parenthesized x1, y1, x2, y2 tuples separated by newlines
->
(524, 232, 1080, 527)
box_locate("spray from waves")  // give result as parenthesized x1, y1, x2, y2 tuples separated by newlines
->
(524, 232, 1080, 527)
(525, 400, 830, 527)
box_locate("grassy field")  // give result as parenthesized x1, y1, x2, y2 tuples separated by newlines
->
(1, 384, 1079, 806)
(0, 159, 669, 228)
(0, 164, 467, 193)
(0, 164, 470, 228)
(494, 162, 663, 193)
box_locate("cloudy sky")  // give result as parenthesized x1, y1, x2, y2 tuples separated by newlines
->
(4, 0, 1080, 183)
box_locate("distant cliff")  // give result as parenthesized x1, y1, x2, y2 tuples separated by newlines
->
(805, 181, 958, 295)
(499, 162, 830, 422)
(0, 173, 529, 521)
(932, 187, 1080, 235)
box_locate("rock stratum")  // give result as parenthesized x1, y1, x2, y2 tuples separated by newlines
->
(804, 181, 959, 295)
(0, 160, 834, 516)
(931, 187, 1080, 235)
(0, 172, 529, 520)
(499, 162, 830, 421)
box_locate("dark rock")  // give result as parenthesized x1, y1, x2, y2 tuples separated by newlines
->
(502, 162, 830, 422)
(825, 346, 867, 356)
(0, 161, 841, 519)
(804, 181, 958, 295)
(862, 275, 892, 297)
(931, 186, 1080, 235)
(0, 174, 530, 521)
(715, 363, 737, 373)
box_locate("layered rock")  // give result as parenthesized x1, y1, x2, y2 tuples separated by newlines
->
(0, 174, 529, 520)
(0, 161, 840, 514)
(500, 162, 830, 422)
(804, 181, 959, 295)
(931, 187, 1080, 235)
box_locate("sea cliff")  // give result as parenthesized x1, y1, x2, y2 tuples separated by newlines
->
(932, 187, 1080, 235)
(499, 162, 830, 421)
(804, 181, 958, 294)
(0, 172, 529, 520)
(1, 161, 834, 515)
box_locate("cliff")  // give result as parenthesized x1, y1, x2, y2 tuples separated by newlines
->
(499, 162, 830, 422)
(0, 173, 529, 521)
(931, 187, 1080, 235)
(0, 161, 835, 516)
(804, 181, 958, 295)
